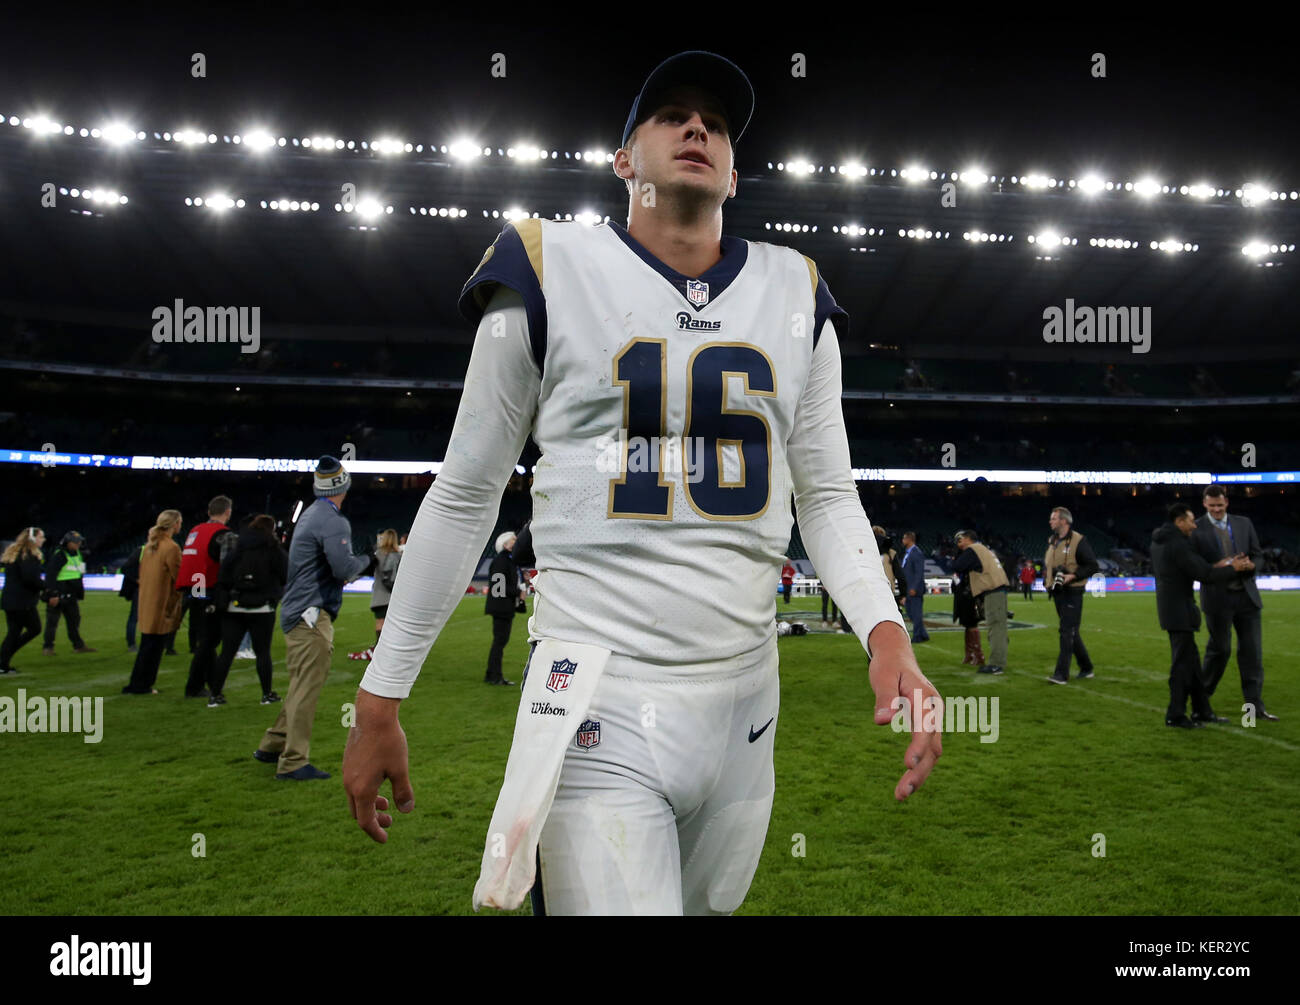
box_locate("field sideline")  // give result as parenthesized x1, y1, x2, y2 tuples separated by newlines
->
(1, 591, 1295, 915)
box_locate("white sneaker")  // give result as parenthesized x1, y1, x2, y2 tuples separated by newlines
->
(236, 648, 256, 660)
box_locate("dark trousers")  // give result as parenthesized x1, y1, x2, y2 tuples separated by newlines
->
(42, 597, 85, 648)
(124, 634, 168, 692)
(1021, 583, 1032, 601)
(782, 582, 793, 604)
(1200, 592, 1265, 711)
(821, 591, 838, 622)
(1167, 630, 1213, 721)
(126, 595, 138, 647)
(1, 608, 42, 668)
(1052, 589, 1093, 677)
(211, 611, 276, 697)
(485, 613, 515, 681)
(184, 600, 222, 696)
(905, 595, 929, 641)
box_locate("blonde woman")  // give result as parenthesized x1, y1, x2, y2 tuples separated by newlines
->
(1, 527, 46, 674)
(122, 510, 184, 694)
(349, 528, 402, 662)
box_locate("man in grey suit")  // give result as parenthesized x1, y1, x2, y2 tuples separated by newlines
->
(1190, 484, 1278, 721)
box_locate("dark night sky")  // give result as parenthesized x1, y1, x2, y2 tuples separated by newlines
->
(2, 11, 1297, 183)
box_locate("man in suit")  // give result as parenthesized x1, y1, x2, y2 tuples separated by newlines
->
(1190, 484, 1277, 721)
(1152, 502, 1252, 728)
(900, 531, 929, 643)
(484, 530, 524, 686)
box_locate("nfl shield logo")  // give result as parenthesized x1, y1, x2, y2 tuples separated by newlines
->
(686, 279, 709, 306)
(576, 718, 601, 750)
(546, 658, 578, 693)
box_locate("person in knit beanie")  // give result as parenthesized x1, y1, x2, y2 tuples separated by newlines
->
(253, 455, 370, 780)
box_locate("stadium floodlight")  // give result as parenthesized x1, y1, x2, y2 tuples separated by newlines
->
(783, 159, 816, 176)
(1021, 173, 1050, 189)
(574, 209, 601, 226)
(960, 167, 987, 186)
(1133, 177, 1161, 198)
(509, 143, 542, 161)
(901, 164, 930, 183)
(242, 130, 276, 153)
(371, 137, 406, 156)
(27, 115, 63, 135)
(1241, 241, 1268, 257)
(1031, 230, 1061, 247)
(356, 198, 384, 219)
(1186, 182, 1215, 199)
(1077, 174, 1104, 195)
(1241, 182, 1270, 207)
(839, 162, 868, 179)
(100, 122, 137, 146)
(449, 138, 481, 162)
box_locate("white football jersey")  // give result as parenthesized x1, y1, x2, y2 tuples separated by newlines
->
(460, 218, 849, 664)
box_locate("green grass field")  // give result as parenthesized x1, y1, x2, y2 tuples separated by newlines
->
(1, 590, 1296, 915)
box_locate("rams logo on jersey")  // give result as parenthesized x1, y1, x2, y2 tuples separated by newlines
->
(675, 311, 723, 332)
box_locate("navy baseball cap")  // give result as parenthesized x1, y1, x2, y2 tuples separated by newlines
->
(621, 51, 754, 149)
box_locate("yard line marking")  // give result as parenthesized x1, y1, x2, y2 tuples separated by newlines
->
(1010, 672, 1299, 751)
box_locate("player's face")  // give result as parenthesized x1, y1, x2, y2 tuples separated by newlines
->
(1203, 495, 1228, 520)
(624, 86, 738, 207)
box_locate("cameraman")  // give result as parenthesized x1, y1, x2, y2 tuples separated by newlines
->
(1044, 507, 1099, 684)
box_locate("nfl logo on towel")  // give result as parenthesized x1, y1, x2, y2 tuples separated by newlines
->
(686, 279, 709, 306)
(575, 718, 601, 750)
(546, 658, 578, 693)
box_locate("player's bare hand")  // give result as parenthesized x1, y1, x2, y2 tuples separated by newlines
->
(867, 622, 942, 802)
(343, 688, 415, 844)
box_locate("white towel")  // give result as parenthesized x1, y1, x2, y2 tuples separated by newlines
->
(472, 637, 612, 911)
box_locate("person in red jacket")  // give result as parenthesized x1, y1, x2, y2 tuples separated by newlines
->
(1018, 559, 1035, 601)
(780, 557, 796, 605)
(175, 495, 238, 699)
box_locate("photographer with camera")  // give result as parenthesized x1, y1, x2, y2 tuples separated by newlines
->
(1044, 507, 1099, 684)
(953, 530, 1010, 674)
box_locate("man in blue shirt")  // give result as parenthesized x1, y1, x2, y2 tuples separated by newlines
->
(254, 456, 371, 780)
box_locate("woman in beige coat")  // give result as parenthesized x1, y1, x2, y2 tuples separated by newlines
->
(122, 510, 184, 694)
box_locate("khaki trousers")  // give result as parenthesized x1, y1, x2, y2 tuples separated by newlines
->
(983, 589, 1009, 667)
(259, 616, 334, 774)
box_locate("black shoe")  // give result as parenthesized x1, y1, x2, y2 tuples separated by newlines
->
(260, 691, 281, 705)
(1046, 674, 1068, 685)
(185, 688, 211, 699)
(252, 749, 279, 764)
(1257, 710, 1280, 722)
(498, 678, 515, 686)
(127, 645, 137, 653)
(977, 665, 1003, 675)
(164, 649, 178, 656)
(1166, 717, 1204, 729)
(206, 694, 227, 708)
(275, 763, 330, 781)
(1075, 669, 1095, 680)
(1191, 712, 1228, 724)
(0, 666, 17, 675)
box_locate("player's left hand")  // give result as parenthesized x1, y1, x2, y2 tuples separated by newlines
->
(867, 622, 942, 802)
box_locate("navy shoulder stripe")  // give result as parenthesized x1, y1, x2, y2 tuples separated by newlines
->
(458, 220, 547, 374)
(803, 256, 848, 349)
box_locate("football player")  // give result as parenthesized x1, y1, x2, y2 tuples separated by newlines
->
(343, 50, 942, 915)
